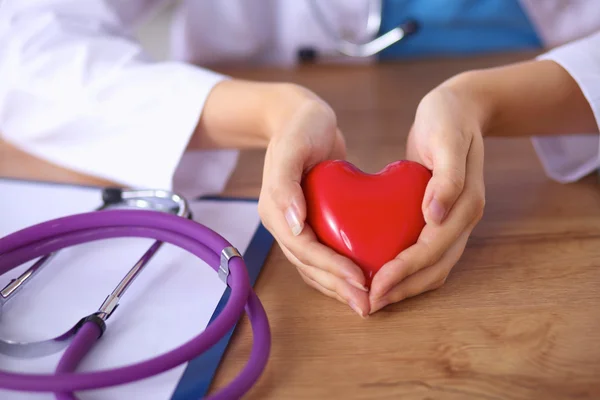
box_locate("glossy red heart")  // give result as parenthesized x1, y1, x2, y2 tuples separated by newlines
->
(302, 160, 432, 288)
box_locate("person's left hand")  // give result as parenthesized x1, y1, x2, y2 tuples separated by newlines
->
(368, 82, 487, 313)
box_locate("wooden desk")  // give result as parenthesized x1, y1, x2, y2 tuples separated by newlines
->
(2, 52, 600, 399)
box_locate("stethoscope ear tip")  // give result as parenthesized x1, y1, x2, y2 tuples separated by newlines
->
(401, 19, 420, 35)
(297, 47, 318, 63)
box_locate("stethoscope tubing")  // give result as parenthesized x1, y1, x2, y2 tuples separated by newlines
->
(54, 322, 102, 400)
(0, 209, 270, 399)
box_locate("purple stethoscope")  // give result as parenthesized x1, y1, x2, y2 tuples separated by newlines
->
(0, 188, 270, 399)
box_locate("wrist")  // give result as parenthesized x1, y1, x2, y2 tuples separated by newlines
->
(192, 80, 333, 149)
(439, 70, 498, 137)
(192, 80, 322, 150)
(261, 83, 336, 143)
(438, 60, 597, 138)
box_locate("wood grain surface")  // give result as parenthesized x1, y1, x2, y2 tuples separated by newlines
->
(2, 51, 600, 399)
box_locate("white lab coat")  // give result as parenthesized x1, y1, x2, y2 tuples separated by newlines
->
(533, 32, 600, 183)
(0, 0, 599, 197)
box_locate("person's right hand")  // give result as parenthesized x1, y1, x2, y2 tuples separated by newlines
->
(369, 77, 487, 313)
(256, 84, 371, 318)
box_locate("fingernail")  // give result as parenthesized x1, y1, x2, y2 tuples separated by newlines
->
(346, 278, 368, 292)
(428, 198, 446, 224)
(285, 201, 303, 236)
(349, 301, 367, 318)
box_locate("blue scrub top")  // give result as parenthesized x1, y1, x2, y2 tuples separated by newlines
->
(377, 0, 542, 59)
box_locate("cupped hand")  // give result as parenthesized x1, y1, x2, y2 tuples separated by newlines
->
(257, 85, 370, 318)
(369, 82, 487, 313)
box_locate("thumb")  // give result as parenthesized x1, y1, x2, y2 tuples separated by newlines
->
(281, 182, 306, 237)
(264, 141, 308, 238)
(422, 135, 469, 225)
(271, 129, 346, 237)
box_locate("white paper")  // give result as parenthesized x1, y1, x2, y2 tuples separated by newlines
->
(0, 179, 261, 399)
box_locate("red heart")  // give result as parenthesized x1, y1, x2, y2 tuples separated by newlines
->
(302, 160, 432, 288)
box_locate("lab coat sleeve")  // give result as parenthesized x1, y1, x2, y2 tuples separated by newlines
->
(519, 0, 600, 48)
(530, 31, 600, 183)
(0, 0, 238, 193)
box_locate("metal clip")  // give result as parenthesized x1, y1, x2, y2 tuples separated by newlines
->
(0, 253, 58, 308)
(219, 246, 241, 284)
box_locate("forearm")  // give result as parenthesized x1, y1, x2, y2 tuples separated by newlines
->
(443, 59, 598, 137)
(189, 80, 332, 149)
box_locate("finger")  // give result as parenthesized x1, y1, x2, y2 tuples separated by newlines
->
(297, 266, 346, 303)
(260, 140, 308, 238)
(422, 130, 471, 225)
(297, 267, 369, 318)
(280, 245, 370, 317)
(370, 136, 484, 299)
(260, 115, 344, 239)
(297, 265, 370, 318)
(260, 193, 368, 290)
(369, 193, 479, 300)
(370, 229, 470, 314)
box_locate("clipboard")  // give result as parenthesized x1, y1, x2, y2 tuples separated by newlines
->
(172, 195, 273, 400)
(0, 178, 274, 399)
